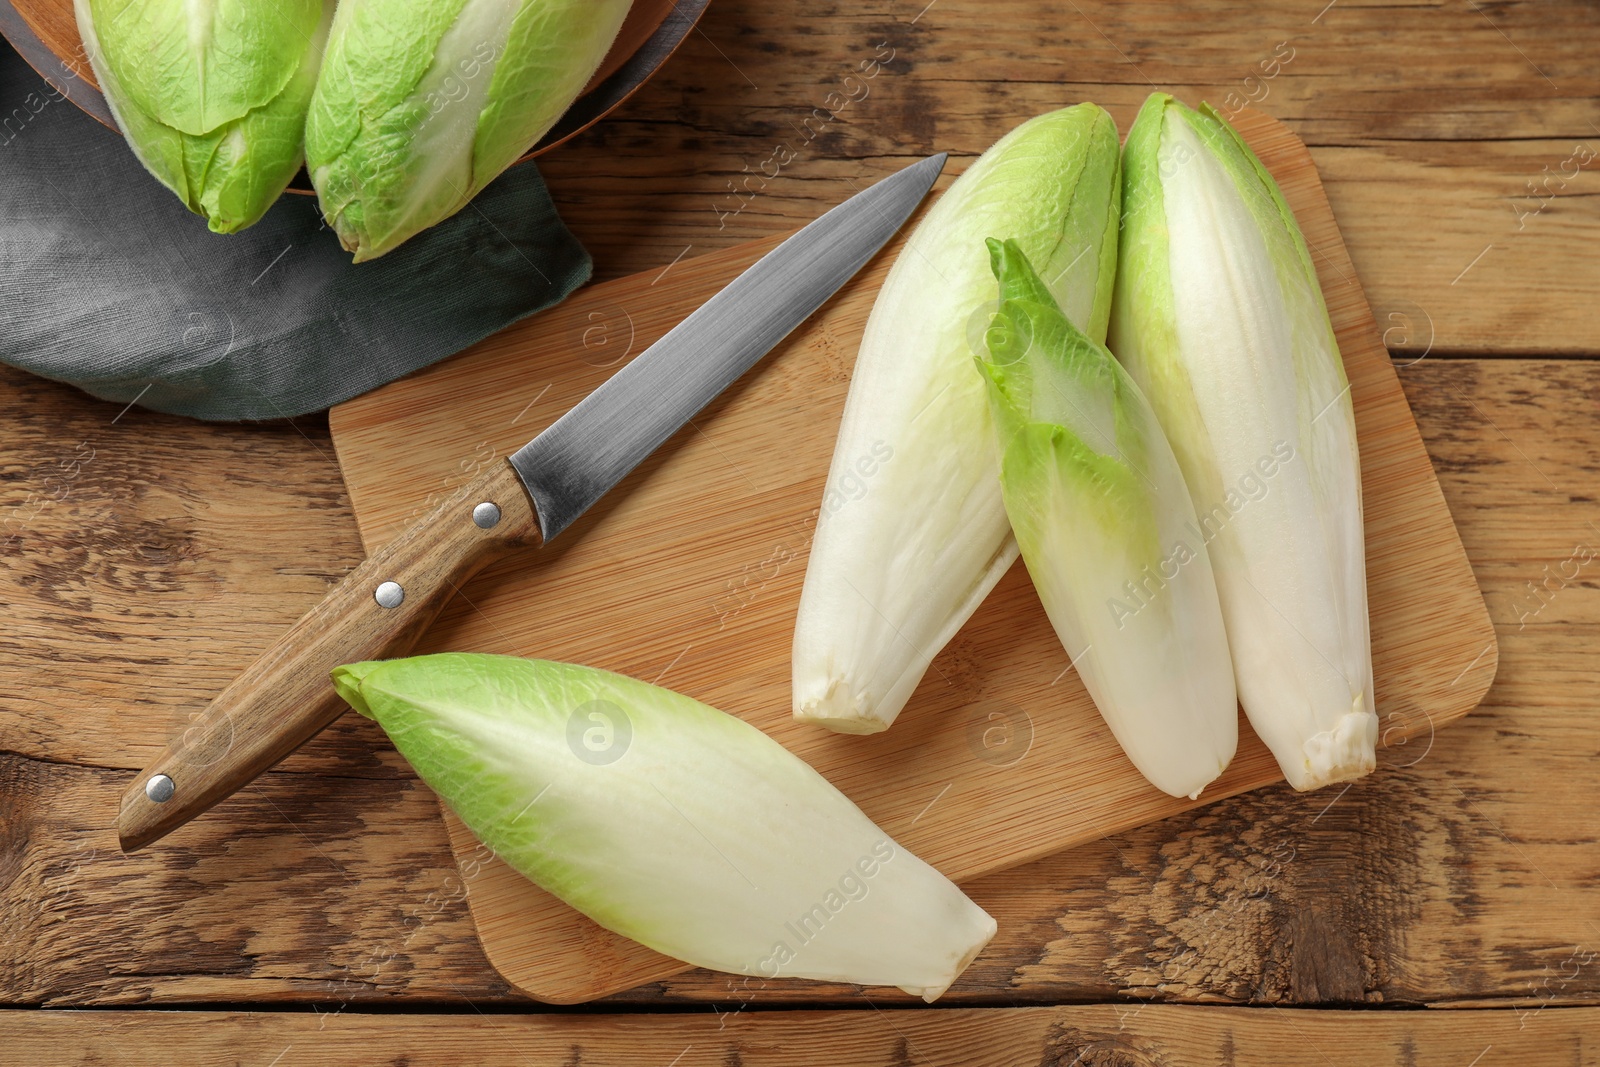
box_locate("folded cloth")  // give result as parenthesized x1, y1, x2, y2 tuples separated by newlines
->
(0, 39, 591, 421)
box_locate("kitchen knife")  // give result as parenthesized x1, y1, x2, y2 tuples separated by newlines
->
(117, 152, 947, 852)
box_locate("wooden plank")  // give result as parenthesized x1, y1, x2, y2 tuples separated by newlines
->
(538, 1, 1600, 355)
(1, 1004, 1594, 1065)
(1314, 142, 1600, 358)
(327, 108, 1492, 1003)
(552, 142, 1600, 357)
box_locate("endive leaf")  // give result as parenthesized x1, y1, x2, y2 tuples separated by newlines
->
(89, 0, 314, 134)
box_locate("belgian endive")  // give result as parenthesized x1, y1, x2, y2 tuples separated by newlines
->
(978, 240, 1237, 798)
(306, 0, 633, 260)
(1111, 94, 1376, 790)
(793, 104, 1122, 734)
(74, 0, 332, 233)
(334, 654, 995, 999)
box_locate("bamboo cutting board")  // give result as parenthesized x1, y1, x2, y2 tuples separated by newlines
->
(329, 110, 1497, 1003)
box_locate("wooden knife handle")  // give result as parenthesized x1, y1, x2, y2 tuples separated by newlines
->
(117, 460, 542, 852)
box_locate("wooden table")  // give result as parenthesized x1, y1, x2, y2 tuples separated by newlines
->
(2, 1, 1597, 1062)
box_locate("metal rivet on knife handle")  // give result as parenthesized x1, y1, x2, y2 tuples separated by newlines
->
(374, 581, 405, 608)
(472, 501, 502, 529)
(145, 774, 175, 803)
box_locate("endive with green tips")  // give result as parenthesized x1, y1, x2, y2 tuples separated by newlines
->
(977, 239, 1238, 799)
(334, 654, 996, 999)
(305, 0, 633, 261)
(792, 103, 1123, 735)
(1111, 93, 1376, 790)
(74, 0, 333, 233)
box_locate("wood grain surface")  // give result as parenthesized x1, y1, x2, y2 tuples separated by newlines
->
(3, 1004, 1595, 1065)
(0, 0, 1594, 1056)
(328, 108, 1494, 1004)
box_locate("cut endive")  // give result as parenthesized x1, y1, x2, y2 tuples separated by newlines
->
(977, 239, 1237, 798)
(75, 0, 332, 233)
(1111, 93, 1375, 790)
(306, 0, 632, 261)
(333, 654, 995, 999)
(793, 104, 1121, 734)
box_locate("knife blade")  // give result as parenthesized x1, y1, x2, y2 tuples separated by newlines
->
(117, 152, 947, 852)
(514, 152, 947, 540)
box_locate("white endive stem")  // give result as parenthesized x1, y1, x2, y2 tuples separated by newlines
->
(793, 104, 1122, 734)
(1112, 95, 1376, 790)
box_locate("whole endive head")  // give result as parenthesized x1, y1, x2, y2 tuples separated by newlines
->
(975, 239, 1239, 799)
(1112, 93, 1374, 791)
(305, 0, 633, 261)
(791, 104, 1122, 736)
(334, 653, 995, 999)
(75, 0, 333, 233)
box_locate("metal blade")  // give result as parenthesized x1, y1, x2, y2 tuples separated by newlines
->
(510, 153, 947, 540)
